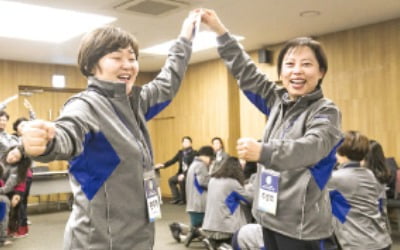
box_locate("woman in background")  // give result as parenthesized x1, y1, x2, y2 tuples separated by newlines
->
(329, 131, 392, 250)
(209, 137, 229, 174)
(202, 157, 252, 249)
(184, 146, 214, 247)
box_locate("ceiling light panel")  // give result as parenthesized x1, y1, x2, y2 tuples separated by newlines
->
(0, 1, 116, 43)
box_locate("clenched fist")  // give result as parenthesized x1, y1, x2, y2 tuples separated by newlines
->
(237, 137, 262, 162)
(21, 120, 56, 156)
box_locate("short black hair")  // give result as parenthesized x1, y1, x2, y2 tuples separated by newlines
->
(182, 136, 192, 143)
(13, 117, 28, 133)
(197, 146, 214, 158)
(211, 137, 225, 150)
(337, 131, 369, 161)
(77, 26, 139, 77)
(0, 111, 9, 120)
(277, 37, 328, 85)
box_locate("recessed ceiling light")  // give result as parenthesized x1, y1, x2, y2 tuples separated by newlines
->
(299, 10, 321, 17)
(141, 31, 245, 55)
(0, 1, 116, 43)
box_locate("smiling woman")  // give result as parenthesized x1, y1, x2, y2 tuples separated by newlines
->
(200, 9, 342, 250)
(278, 39, 327, 100)
(93, 47, 139, 95)
(19, 10, 199, 250)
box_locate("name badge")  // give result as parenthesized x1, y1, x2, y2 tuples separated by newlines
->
(257, 169, 280, 215)
(144, 178, 162, 222)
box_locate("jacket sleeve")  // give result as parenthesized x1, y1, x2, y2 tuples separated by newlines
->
(259, 102, 343, 171)
(140, 37, 192, 120)
(163, 150, 181, 168)
(0, 168, 18, 194)
(32, 98, 98, 162)
(217, 33, 277, 116)
(196, 164, 210, 188)
(233, 180, 253, 204)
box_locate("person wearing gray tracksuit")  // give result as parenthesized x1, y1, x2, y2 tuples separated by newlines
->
(328, 131, 392, 250)
(202, 157, 253, 249)
(201, 9, 343, 250)
(184, 146, 214, 247)
(185, 147, 214, 225)
(21, 13, 196, 249)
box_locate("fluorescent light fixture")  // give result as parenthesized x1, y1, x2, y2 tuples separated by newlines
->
(141, 31, 245, 55)
(52, 74, 66, 88)
(0, 1, 116, 43)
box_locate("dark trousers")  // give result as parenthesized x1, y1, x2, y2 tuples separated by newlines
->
(168, 175, 186, 202)
(8, 199, 21, 234)
(19, 177, 32, 226)
(262, 227, 338, 250)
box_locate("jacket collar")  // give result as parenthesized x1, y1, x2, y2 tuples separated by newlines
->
(277, 85, 324, 108)
(340, 161, 361, 169)
(87, 76, 142, 99)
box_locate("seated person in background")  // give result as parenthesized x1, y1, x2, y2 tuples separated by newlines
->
(363, 139, 392, 237)
(231, 223, 264, 250)
(328, 131, 392, 250)
(156, 136, 196, 204)
(12, 117, 33, 237)
(185, 146, 214, 247)
(0, 192, 10, 246)
(240, 159, 257, 184)
(209, 137, 229, 174)
(0, 145, 31, 238)
(384, 157, 399, 199)
(239, 159, 258, 223)
(202, 157, 252, 250)
(0, 111, 19, 159)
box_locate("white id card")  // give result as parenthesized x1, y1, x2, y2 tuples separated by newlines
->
(257, 169, 280, 215)
(144, 178, 162, 222)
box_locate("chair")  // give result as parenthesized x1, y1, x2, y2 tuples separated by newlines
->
(387, 167, 400, 232)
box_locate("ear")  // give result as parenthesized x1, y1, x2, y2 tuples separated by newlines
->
(319, 69, 326, 80)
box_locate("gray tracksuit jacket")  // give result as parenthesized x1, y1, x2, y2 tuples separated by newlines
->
(185, 157, 210, 213)
(202, 177, 252, 234)
(217, 33, 343, 240)
(33, 37, 192, 250)
(328, 162, 392, 250)
(233, 223, 264, 250)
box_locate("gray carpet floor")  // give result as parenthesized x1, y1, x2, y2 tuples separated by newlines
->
(4, 202, 400, 250)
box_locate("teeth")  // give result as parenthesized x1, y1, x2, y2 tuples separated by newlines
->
(118, 75, 130, 80)
(290, 79, 305, 84)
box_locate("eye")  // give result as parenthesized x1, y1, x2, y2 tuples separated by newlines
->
(284, 62, 294, 67)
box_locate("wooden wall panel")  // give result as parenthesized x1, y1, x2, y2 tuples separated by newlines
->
(0, 60, 87, 132)
(148, 59, 240, 197)
(320, 18, 400, 162)
(237, 51, 277, 140)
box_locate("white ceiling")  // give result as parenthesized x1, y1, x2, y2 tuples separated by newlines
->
(1, 0, 400, 72)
